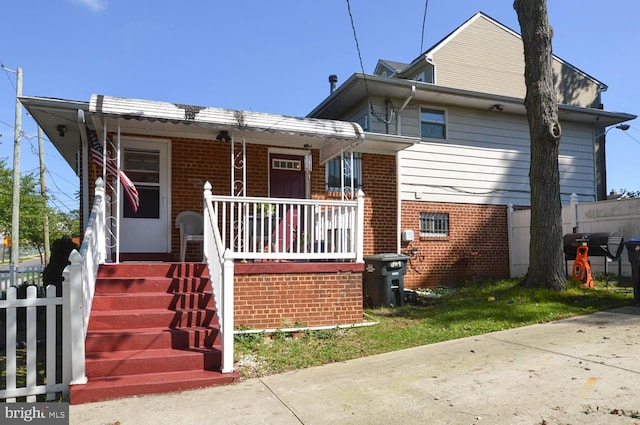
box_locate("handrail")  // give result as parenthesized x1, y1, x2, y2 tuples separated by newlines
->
(203, 182, 235, 373)
(62, 178, 107, 386)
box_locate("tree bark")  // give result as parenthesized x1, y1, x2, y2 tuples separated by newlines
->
(514, 0, 566, 291)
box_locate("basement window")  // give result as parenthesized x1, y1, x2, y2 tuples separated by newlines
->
(420, 212, 449, 237)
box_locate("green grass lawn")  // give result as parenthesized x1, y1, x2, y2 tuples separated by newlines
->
(234, 278, 634, 379)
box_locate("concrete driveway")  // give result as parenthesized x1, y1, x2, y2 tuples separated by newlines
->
(70, 306, 640, 425)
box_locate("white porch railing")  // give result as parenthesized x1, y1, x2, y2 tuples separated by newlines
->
(207, 189, 365, 262)
(63, 178, 107, 388)
(202, 182, 365, 373)
(203, 182, 235, 373)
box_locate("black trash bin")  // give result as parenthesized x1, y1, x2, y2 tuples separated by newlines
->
(363, 253, 410, 308)
(623, 239, 640, 303)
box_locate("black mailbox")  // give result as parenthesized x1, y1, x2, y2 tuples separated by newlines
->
(363, 254, 409, 308)
(563, 232, 624, 260)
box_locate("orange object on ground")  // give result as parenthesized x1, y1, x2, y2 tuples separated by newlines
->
(572, 246, 595, 288)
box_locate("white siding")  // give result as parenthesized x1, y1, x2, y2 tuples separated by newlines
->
(398, 106, 596, 206)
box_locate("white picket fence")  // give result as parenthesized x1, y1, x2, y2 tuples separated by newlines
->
(0, 265, 45, 293)
(509, 194, 640, 278)
(1, 283, 66, 402)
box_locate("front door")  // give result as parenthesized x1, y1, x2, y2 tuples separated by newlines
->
(269, 152, 306, 198)
(119, 139, 169, 253)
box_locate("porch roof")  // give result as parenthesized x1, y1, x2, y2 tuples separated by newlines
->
(89, 95, 366, 164)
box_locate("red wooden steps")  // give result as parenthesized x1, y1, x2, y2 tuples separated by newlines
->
(69, 262, 238, 405)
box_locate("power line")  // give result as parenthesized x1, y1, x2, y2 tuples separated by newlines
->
(344, 0, 392, 125)
(420, 0, 429, 54)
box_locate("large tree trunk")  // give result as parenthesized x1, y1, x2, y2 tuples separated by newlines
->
(514, 0, 566, 291)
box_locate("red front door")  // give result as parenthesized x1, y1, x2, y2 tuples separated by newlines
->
(269, 153, 306, 199)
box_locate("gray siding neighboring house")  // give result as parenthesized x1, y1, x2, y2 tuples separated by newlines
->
(309, 12, 635, 286)
(310, 12, 633, 207)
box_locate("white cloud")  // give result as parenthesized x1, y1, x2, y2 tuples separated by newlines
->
(73, 0, 107, 12)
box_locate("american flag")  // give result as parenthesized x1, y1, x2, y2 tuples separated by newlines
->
(90, 136, 139, 213)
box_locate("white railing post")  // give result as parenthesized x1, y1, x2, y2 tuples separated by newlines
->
(221, 251, 235, 373)
(356, 189, 365, 263)
(203, 182, 212, 262)
(63, 249, 87, 386)
(95, 178, 106, 263)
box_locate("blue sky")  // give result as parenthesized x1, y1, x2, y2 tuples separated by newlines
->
(0, 0, 638, 212)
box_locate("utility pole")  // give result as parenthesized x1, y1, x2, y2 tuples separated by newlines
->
(38, 126, 50, 264)
(10, 67, 23, 266)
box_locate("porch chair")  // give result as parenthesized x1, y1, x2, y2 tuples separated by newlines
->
(175, 211, 204, 262)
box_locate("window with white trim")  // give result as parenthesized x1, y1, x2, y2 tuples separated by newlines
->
(420, 108, 446, 139)
(420, 212, 449, 237)
(326, 152, 362, 192)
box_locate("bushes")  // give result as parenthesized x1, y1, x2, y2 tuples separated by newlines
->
(43, 237, 78, 297)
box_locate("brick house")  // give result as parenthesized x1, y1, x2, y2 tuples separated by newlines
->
(22, 90, 421, 321)
(308, 12, 635, 288)
(16, 12, 635, 403)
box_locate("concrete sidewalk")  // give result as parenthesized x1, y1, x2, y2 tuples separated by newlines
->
(70, 306, 640, 425)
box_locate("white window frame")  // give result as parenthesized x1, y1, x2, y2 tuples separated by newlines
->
(420, 107, 447, 140)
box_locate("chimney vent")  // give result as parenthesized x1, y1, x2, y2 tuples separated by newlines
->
(329, 74, 338, 93)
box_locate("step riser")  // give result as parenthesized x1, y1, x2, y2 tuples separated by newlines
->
(92, 292, 213, 311)
(98, 263, 209, 279)
(69, 374, 237, 405)
(170, 328, 221, 349)
(85, 328, 220, 352)
(95, 277, 210, 294)
(86, 351, 221, 378)
(92, 294, 176, 311)
(88, 309, 217, 330)
(85, 331, 173, 352)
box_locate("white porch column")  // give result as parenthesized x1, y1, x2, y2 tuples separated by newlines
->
(221, 250, 235, 373)
(356, 189, 365, 263)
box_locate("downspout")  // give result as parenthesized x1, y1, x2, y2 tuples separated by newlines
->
(396, 86, 415, 253)
(396, 85, 416, 136)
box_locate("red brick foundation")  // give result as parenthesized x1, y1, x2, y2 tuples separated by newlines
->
(234, 262, 364, 329)
(401, 201, 510, 288)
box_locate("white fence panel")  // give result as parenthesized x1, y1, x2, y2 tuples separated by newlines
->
(511, 195, 640, 278)
(0, 265, 45, 293)
(0, 284, 65, 402)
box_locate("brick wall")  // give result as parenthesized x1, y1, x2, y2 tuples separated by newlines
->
(312, 152, 398, 256)
(400, 201, 510, 288)
(85, 138, 399, 261)
(234, 263, 363, 329)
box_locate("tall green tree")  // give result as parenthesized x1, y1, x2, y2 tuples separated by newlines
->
(0, 158, 75, 259)
(514, 0, 566, 291)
